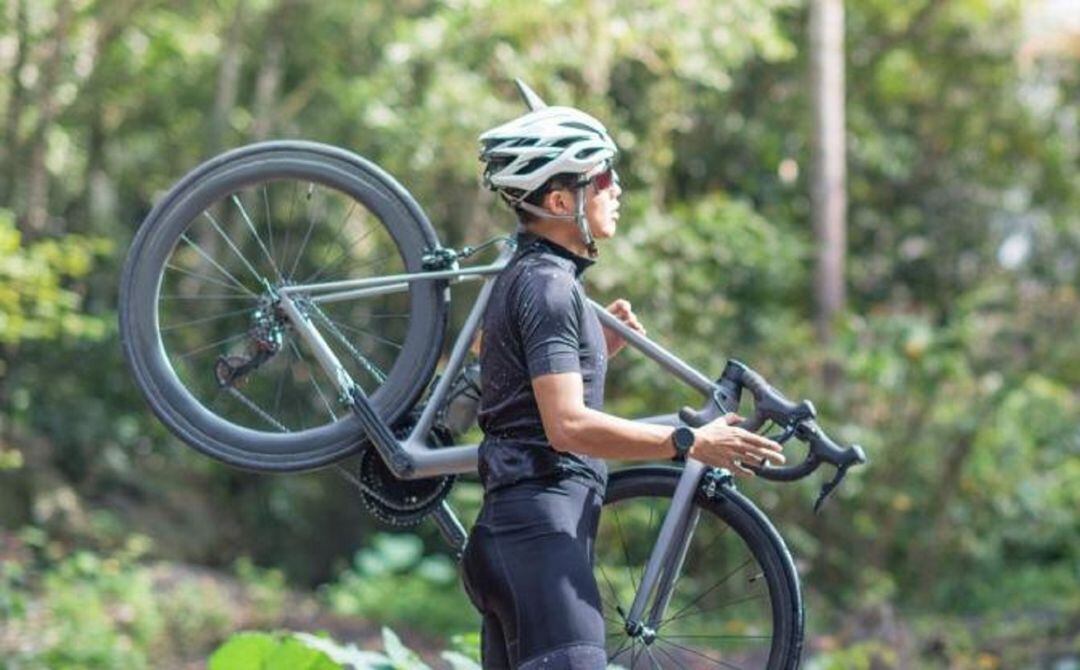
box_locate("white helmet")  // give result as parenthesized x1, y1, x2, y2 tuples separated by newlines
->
(479, 80, 618, 257)
(479, 105, 617, 199)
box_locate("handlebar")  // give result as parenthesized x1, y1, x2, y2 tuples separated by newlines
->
(679, 359, 867, 511)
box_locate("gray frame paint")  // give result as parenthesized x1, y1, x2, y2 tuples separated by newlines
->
(277, 240, 722, 633)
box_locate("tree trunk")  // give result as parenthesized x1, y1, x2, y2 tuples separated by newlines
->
(809, 0, 847, 351)
(250, 2, 285, 141)
(208, 0, 247, 154)
(1, 0, 30, 207)
(24, 0, 74, 233)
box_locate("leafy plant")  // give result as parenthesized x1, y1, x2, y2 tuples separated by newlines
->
(321, 534, 476, 636)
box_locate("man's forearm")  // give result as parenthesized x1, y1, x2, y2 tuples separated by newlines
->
(549, 407, 677, 460)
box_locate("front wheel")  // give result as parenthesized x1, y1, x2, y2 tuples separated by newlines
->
(120, 141, 449, 472)
(597, 467, 804, 669)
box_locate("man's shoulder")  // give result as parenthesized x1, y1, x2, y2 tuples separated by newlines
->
(502, 252, 576, 296)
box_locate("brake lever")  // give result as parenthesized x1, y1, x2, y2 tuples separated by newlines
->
(813, 461, 854, 514)
(765, 423, 798, 445)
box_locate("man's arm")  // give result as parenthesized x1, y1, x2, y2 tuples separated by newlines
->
(532, 372, 786, 473)
(533, 372, 676, 459)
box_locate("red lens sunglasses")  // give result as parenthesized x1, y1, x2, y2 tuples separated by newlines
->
(580, 164, 618, 192)
(592, 166, 617, 191)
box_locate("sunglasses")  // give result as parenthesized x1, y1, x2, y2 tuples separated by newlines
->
(590, 166, 618, 191)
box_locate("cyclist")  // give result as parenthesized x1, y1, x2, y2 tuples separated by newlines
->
(461, 101, 786, 669)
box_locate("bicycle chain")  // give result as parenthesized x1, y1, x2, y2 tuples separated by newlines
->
(226, 387, 290, 432)
(306, 302, 387, 386)
(336, 420, 455, 527)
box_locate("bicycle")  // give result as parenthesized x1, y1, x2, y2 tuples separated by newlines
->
(119, 138, 866, 669)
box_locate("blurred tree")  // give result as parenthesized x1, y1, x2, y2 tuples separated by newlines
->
(0, 0, 1075, 639)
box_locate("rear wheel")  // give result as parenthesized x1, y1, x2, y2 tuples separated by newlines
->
(598, 467, 804, 669)
(120, 141, 449, 472)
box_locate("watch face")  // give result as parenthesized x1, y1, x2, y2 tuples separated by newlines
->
(674, 427, 695, 450)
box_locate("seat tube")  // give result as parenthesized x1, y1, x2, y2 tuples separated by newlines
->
(625, 459, 708, 626)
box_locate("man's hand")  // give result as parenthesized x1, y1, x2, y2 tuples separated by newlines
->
(603, 299, 645, 357)
(689, 413, 786, 477)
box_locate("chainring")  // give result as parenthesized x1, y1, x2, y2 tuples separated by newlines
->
(350, 420, 456, 527)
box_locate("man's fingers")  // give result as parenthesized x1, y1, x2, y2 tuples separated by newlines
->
(722, 413, 746, 425)
(728, 457, 756, 477)
(607, 299, 631, 315)
(749, 447, 786, 466)
(738, 429, 783, 452)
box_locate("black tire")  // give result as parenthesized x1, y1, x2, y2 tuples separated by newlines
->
(599, 467, 804, 669)
(120, 141, 449, 472)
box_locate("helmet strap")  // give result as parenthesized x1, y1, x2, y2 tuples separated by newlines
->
(508, 188, 598, 259)
(574, 185, 598, 258)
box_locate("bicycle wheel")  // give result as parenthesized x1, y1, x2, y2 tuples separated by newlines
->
(120, 141, 449, 472)
(598, 467, 804, 669)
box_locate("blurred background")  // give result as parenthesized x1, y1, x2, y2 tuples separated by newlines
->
(0, 0, 1077, 668)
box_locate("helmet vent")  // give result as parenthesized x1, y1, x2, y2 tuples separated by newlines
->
(550, 137, 583, 148)
(560, 121, 600, 134)
(515, 157, 552, 175)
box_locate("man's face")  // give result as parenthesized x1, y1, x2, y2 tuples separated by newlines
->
(584, 167, 622, 240)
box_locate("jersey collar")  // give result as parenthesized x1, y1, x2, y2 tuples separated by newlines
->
(516, 231, 595, 277)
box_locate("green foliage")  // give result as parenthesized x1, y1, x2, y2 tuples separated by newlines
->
(1, 538, 162, 669)
(210, 632, 340, 670)
(0, 536, 292, 669)
(322, 534, 475, 637)
(0, 0, 1077, 662)
(0, 209, 111, 344)
(211, 627, 480, 670)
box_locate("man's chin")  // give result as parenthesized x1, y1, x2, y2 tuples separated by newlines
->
(594, 221, 618, 239)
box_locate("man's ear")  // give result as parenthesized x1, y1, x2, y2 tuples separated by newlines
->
(543, 188, 574, 216)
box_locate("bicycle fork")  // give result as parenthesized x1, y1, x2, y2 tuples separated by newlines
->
(622, 459, 710, 638)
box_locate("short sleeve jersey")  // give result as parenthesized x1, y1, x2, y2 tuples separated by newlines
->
(476, 232, 608, 493)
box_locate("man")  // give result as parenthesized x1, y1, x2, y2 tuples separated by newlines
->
(461, 92, 786, 669)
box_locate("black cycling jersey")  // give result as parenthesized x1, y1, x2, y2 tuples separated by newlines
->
(476, 232, 608, 494)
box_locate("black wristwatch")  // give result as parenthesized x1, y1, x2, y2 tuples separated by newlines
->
(670, 426, 696, 462)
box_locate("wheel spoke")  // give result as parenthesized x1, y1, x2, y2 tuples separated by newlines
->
(655, 637, 745, 670)
(660, 592, 766, 629)
(298, 222, 379, 285)
(644, 645, 662, 670)
(657, 557, 753, 629)
(660, 635, 771, 641)
(202, 210, 270, 287)
(609, 637, 633, 664)
(651, 641, 690, 670)
(317, 318, 404, 351)
(231, 193, 284, 282)
(287, 340, 339, 422)
(161, 305, 254, 332)
(262, 185, 281, 278)
(180, 233, 258, 297)
(287, 184, 320, 279)
(160, 293, 257, 301)
(165, 262, 254, 294)
(176, 331, 249, 359)
(617, 505, 639, 592)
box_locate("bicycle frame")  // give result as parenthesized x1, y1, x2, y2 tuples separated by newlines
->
(276, 239, 727, 633)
